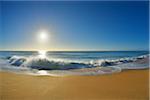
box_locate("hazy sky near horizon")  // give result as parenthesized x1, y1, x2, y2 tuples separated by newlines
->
(0, 1, 149, 51)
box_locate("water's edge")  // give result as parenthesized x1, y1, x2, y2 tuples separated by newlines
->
(0, 53, 149, 76)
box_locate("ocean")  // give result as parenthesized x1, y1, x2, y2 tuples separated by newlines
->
(0, 51, 149, 76)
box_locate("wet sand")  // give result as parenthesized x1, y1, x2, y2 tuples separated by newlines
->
(0, 69, 149, 100)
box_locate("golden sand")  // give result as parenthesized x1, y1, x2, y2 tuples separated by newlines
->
(0, 70, 149, 100)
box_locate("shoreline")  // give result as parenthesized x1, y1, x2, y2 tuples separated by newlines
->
(0, 69, 149, 100)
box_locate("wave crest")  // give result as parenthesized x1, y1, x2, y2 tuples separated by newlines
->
(1, 54, 148, 76)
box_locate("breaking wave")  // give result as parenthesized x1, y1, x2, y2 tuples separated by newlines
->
(0, 54, 149, 76)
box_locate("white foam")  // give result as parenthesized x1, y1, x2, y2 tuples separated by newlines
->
(0, 54, 149, 76)
(37, 70, 48, 75)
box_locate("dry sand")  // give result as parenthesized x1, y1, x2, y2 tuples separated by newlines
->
(0, 69, 149, 100)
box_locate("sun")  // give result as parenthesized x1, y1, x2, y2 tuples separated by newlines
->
(40, 31, 47, 39)
(38, 30, 49, 43)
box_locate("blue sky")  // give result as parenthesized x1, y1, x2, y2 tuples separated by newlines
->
(0, 1, 149, 51)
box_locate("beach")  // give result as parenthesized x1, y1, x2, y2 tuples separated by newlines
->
(0, 69, 149, 100)
(1, 0, 149, 100)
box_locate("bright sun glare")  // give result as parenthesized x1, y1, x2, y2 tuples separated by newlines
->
(37, 30, 49, 58)
(38, 50, 47, 58)
(38, 30, 48, 42)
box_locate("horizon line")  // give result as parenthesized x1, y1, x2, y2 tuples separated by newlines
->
(0, 50, 149, 52)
